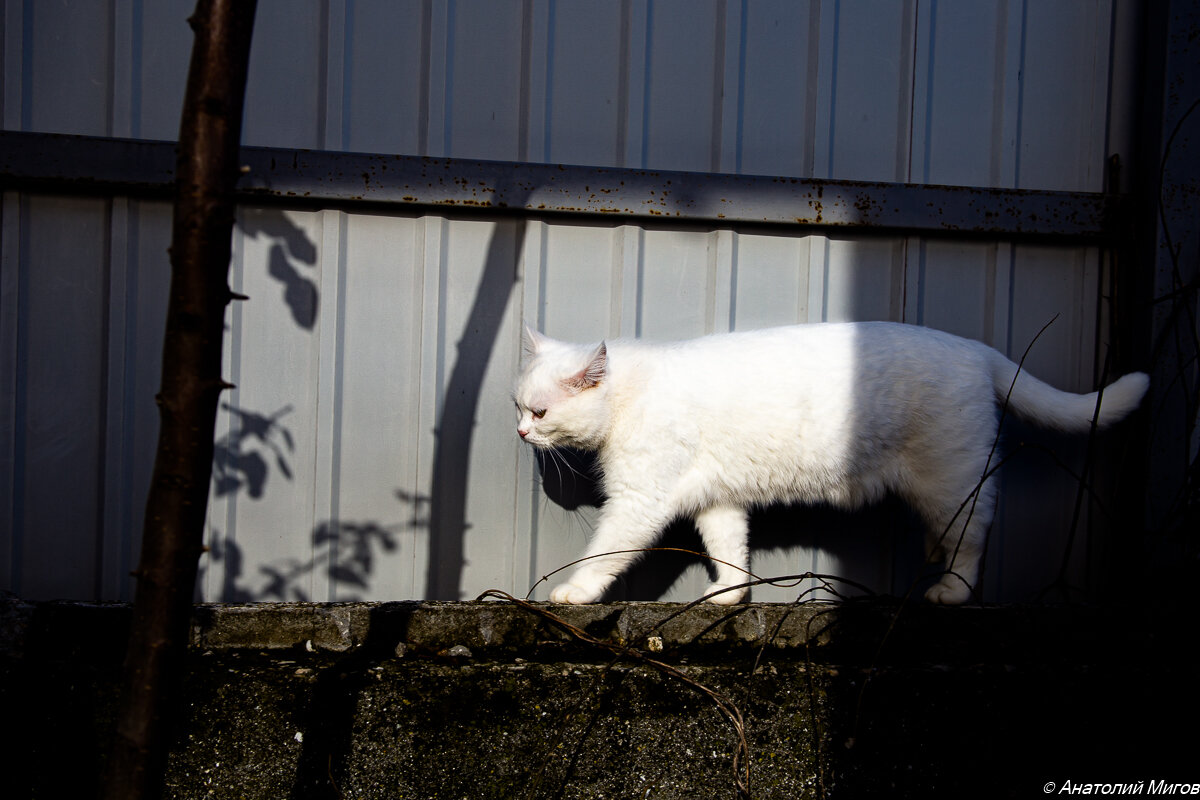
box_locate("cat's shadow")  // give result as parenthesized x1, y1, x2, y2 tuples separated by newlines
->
(539, 447, 929, 602)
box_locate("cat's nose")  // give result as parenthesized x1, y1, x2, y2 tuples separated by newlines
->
(517, 428, 529, 439)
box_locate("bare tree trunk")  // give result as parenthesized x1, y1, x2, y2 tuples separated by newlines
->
(103, 3, 257, 799)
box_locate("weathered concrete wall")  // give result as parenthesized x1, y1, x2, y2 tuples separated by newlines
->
(1, 594, 1195, 799)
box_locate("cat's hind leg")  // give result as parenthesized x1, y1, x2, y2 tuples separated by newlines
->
(919, 475, 997, 605)
(900, 412, 999, 605)
(694, 505, 751, 604)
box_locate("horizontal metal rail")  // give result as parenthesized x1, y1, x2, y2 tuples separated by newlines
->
(0, 130, 1126, 242)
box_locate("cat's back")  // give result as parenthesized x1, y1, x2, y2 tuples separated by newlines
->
(611, 322, 851, 362)
(601, 324, 842, 413)
(602, 322, 990, 420)
(609, 321, 974, 377)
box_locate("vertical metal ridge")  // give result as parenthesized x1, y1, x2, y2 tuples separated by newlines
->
(417, 0, 433, 156)
(803, 0, 821, 178)
(634, 227, 646, 337)
(732, 0, 748, 175)
(440, 0, 456, 158)
(114, 200, 145, 601)
(615, 0, 632, 167)
(989, 0, 1010, 187)
(517, 0, 535, 163)
(108, 0, 128, 139)
(17, 0, 33, 131)
(638, 0, 654, 169)
(1012, 0, 1029, 188)
(217, 210, 248, 596)
(541, 0, 557, 163)
(99, 196, 127, 601)
(320, 0, 347, 152)
(824, 0, 842, 178)
(727, 230, 740, 331)
(0, 193, 26, 594)
(709, 0, 728, 174)
(915, 0, 934, 184)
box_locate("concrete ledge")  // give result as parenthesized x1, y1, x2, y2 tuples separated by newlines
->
(185, 598, 1120, 664)
(2, 593, 1126, 658)
(2, 594, 1196, 799)
(187, 599, 913, 654)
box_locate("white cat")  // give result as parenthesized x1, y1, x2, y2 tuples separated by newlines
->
(514, 322, 1149, 605)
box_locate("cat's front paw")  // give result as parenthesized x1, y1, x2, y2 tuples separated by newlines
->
(549, 582, 601, 604)
(703, 583, 747, 605)
(924, 577, 973, 605)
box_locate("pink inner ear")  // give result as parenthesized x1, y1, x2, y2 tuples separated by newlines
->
(563, 343, 607, 391)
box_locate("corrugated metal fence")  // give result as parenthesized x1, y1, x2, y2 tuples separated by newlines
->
(1, 0, 1143, 603)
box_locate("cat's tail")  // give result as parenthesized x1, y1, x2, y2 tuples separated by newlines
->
(988, 352, 1149, 433)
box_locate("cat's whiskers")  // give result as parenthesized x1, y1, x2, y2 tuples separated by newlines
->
(519, 444, 599, 536)
(550, 446, 595, 489)
(540, 447, 569, 491)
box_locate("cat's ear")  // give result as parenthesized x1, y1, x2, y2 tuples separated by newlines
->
(522, 322, 548, 359)
(565, 342, 607, 391)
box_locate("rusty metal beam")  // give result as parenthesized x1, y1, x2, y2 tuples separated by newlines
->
(0, 130, 1127, 242)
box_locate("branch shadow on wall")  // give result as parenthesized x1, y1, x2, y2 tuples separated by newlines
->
(199, 209, 426, 603)
(424, 194, 530, 600)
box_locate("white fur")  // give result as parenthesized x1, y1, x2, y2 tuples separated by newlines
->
(514, 322, 1149, 605)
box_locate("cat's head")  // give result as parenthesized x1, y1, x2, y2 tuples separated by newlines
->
(514, 325, 610, 450)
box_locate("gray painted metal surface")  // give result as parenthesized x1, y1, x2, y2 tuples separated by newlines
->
(0, 131, 1126, 241)
(1, 0, 1143, 605)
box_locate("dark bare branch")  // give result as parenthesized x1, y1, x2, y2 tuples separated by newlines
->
(102, 3, 257, 799)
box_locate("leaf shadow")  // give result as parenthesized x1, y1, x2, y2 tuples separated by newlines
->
(211, 404, 294, 499)
(202, 488, 430, 601)
(240, 208, 319, 331)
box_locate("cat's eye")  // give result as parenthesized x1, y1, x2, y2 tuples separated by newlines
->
(532, 408, 546, 419)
